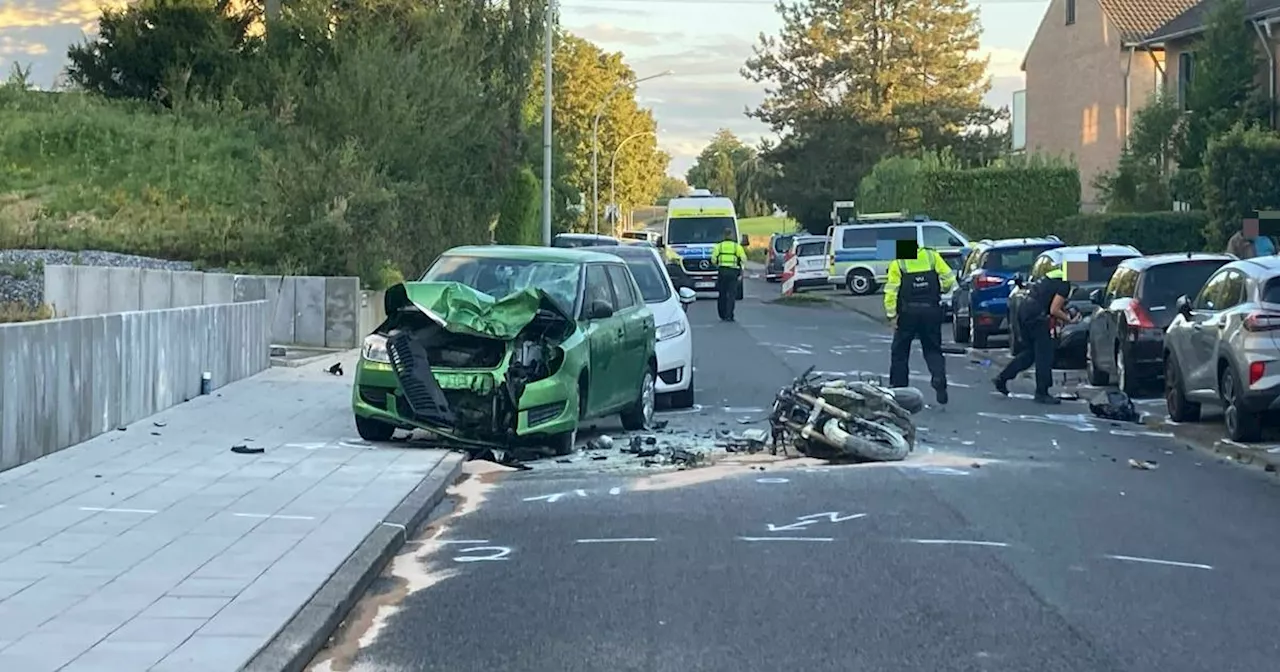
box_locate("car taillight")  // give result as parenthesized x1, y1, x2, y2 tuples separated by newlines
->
(1243, 312, 1280, 331)
(1250, 361, 1266, 385)
(975, 274, 1002, 289)
(1124, 301, 1155, 329)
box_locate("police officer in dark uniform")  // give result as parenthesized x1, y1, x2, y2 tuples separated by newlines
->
(993, 268, 1078, 404)
(712, 228, 746, 321)
(884, 245, 956, 404)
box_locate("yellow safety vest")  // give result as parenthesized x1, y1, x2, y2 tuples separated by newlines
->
(713, 240, 743, 269)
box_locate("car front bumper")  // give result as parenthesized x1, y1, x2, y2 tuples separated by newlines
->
(655, 332, 693, 394)
(352, 358, 579, 444)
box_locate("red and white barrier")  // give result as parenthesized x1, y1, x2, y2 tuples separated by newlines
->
(780, 248, 798, 296)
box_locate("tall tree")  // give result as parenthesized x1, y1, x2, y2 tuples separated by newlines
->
(685, 129, 771, 217)
(742, 0, 990, 230)
(657, 175, 689, 204)
(528, 32, 670, 232)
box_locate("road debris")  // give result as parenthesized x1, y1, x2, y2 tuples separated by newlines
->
(327, 362, 344, 376)
(231, 444, 264, 455)
(1089, 390, 1140, 423)
(1128, 459, 1158, 470)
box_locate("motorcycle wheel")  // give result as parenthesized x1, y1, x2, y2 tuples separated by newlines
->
(822, 417, 910, 462)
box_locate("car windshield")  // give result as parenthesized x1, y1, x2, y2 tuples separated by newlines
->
(422, 256, 580, 312)
(621, 256, 671, 303)
(772, 234, 794, 254)
(1140, 261, 1228, 307)
(667, 216, 736, 245)
(556, 236, 618, 248)
(988, 246, 1058, 273)
(796, 240, 827, 257)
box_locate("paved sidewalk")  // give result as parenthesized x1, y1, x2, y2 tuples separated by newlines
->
(0, 353, 461, 672)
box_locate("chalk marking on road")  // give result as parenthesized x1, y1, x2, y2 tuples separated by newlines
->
(907, 539, 1010, 548)
(575, 538, 658, 544)
(608, 487, 622, 495)
(756, 477, 790, 484)
(234, 513, 316, 520)
(453, 546, 512, 562)
(767, 520, 818, 531)
(79, 507, 157, 514)
(523, 490, 590, 503)
(723, 407, 765, 414)
(796, 512, 868, 523)
(976, 411, 1098, 433)
(738, 536, 834, 542)
(1109, 429, 1175, 439)
(1105, 554, 1213, 570)
(432, 539, 489, 545)
(904, 466, 971, 476)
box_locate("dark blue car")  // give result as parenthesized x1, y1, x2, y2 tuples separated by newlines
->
(951, 236, 1064, 348)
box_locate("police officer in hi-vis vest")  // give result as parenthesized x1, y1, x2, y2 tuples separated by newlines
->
(884, 243, 956, 405)
(711, 228, 747, 321)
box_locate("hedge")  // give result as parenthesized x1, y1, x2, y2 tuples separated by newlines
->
(920, 167, 1080, 239)
(1203, 124, 1280, 250)
(1052, 211, 1208, 253)
(494, 166, 540, 245)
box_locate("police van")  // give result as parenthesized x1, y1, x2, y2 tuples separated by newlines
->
(826, 212, 969, 296)
(662, 190, 744, 299)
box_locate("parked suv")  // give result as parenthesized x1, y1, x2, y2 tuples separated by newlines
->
(1008, 244, 1142, 367)
(1086, 253, 1233, 395)
(952, 236, 1064, 348)
(765, 232, 796, 282)
(1164, 257, 1280, 442)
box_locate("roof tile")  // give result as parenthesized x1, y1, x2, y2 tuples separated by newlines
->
(1145, 0, 1280, 43)
(1096, 0, 1204, 42)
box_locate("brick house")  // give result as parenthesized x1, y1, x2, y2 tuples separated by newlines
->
(1021, 0, 1201, 210)
(1138, 0, 1280, 125)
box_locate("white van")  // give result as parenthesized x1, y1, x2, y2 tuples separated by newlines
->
(826, 215, 969, 296)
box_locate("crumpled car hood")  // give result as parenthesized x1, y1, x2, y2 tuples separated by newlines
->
(383, 281, 572, 340)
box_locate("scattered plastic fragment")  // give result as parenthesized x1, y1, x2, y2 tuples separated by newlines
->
(1128, 459, 1158, 470)
(231, 444, 264, 455)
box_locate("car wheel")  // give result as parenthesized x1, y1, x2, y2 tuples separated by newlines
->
(1117, 343, 1140, 396)
(354, 415, 395, 442)
(547, 383, 586, 456)
(620, 366, 656, 430)
(1164, 353, 1200, 422)
(952, 312, 971, 344)
(1086, 339, 1110, 386)
(972, 326, 989, 349)
(847, 269, 876, 296)
(668, 368, 695, 409)
(1221, 365, 1263, 442)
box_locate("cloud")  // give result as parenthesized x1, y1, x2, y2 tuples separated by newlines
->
(570, 23, 669, 47)
(560, 3, 652, 19)
(0, 34, 49, 56)
(0, 1, 126, 31)
(977, 46, 1026, 80)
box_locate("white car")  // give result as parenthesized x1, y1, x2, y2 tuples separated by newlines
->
(584, 244, 697, 407)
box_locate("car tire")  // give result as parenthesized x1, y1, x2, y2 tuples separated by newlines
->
(972, 327, 989, 349)
(620, 366, 656, 430)
(668, 368, 695, 409)
(1116, 343, 1141, 397)
(1221, 365, 1263, 443)
(547, 382, 587, 456)
(354, 415, 396, 442)
(847, 269, 876, 296)
(952, 312, 971, 344)
(1164, 352, 1200, 422)
(1086, 340, 1110, 386)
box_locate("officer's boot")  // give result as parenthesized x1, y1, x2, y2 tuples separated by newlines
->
(933, 379, 948, 405)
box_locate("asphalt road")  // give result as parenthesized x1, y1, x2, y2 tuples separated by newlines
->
(309, 274, 1280, 672)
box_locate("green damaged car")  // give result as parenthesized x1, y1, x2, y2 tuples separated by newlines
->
(353, 246, 657, 454)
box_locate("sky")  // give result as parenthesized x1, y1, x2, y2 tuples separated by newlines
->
(1, 0, 1050, 177)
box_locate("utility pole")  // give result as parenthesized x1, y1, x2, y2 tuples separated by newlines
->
(541, 0, 556, 246)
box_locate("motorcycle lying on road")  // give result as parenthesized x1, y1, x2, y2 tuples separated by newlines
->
(767, 366, 924, 462)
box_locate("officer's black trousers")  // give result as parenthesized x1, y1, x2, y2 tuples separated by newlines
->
(997, 318, 1055, 395)
(716, 268, 741, 320)
(889, 306, 946, 390)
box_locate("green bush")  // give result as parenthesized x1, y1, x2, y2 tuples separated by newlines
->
(494, 166, 541, 245)
(856, 156, 928, 213)
(1203, 123, 1280, 250)
(1052, 211, 1208, 253)
(919, 166, 1080, 239)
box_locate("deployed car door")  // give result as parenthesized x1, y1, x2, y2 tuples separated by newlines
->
(606, 263, 651, 398)
(581, 264, 620, 415)
(1183, 271, 1240, 394)
(1094, 266, 1137, 375)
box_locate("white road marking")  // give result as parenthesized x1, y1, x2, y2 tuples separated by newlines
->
(523, 490, 589, 503)
(908, 539, 1009, 548)
(608, 487, 622, 495)
(575, 538, 658, 544)
(767, 521, 818, 531)
(1105, 554, 1213, 570)
(453, 546, 512, 562)
(233, 513, 315, 520)
(756, 477, 790, 484)
(796, 512, 867, 523)
(433, 539, 490, 545)
(79, 507, 157, 514)
(738, 536, 834, 542)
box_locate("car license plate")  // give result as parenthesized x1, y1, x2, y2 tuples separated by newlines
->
(695, 280, 715, 289)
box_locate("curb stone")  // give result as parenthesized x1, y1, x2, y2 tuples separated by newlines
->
(241, 450, 467, 672)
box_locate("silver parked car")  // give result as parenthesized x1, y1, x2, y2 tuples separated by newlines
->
(1164, 257, 1280, 442)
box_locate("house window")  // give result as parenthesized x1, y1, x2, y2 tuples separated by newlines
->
(1178, 52, 1194, 110)
(1066, 0, 1076, 25)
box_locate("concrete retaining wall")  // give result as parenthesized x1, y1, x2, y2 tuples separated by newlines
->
(0, 301, 272, 472)
(43, 266, 361, 349)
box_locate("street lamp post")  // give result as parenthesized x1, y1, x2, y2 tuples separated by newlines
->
(609, 130, 658, 233)
(591, 70, 673, 234)
(541, 0, 557, 246)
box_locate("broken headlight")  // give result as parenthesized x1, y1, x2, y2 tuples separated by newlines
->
(362, 334, 390, 363)
(656, 320, 686, 342)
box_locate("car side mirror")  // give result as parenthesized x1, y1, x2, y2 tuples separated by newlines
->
(678, 287, 697, 304)
(1089, 288, 1103, 306)
(587, 300, 614, 320)
(1175, 295, 1192, 318)
(656, 235, 665, 247)
(740, 234, 750, 247)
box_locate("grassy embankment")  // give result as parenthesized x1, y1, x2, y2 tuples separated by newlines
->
(738, 215, 799, 263)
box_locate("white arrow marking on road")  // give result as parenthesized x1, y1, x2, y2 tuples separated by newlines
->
(523, 490, 589, 503)
(766, 520, 819, 532)
(795, 512, 868, 523)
